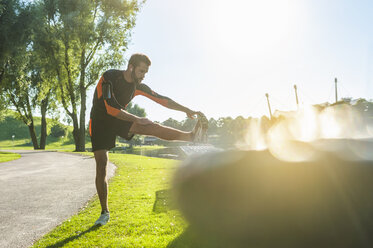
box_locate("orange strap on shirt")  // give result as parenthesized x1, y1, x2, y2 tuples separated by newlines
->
(89, 119, 92, 136)
(96, 75, 121, 117)
(96, 76, 104, 99)
(104, 100, 121, 117)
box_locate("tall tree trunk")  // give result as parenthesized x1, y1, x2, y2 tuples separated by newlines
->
(78, 48, 87, 152)
(28, 121, 39, 149)
(39, 97, 49, 149)
(0, 62, 8, 87)
(9, 92, 38, 149)
(78, 88, 86, 151)
(72, 114, 82, 151)
(64, 41, 84, 151)
(25, 94, 40, 150)
(0, 68, 4, 86)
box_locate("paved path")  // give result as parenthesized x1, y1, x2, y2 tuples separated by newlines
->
(0, 150, 116, 248)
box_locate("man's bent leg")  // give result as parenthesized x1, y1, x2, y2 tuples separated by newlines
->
(130, 122, 193, 141)
(94, 149, 109, 212)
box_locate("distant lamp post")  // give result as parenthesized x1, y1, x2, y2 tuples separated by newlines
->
(12, 134, 15, 145)
(294, 85, 299, 110)
(265, 93, 273, 119)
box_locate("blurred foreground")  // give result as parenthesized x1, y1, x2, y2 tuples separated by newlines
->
(173, 139, 373, 248)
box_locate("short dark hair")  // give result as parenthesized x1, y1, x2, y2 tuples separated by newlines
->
(128, 53, 151, 68)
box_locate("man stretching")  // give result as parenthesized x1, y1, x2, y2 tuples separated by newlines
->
(89, 53, 207, 225)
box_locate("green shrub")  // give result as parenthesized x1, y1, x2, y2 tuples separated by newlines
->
(50, 123, 67, 138)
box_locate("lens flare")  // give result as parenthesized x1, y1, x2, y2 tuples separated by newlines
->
(289, 105, 319, 142)
(319, 107, 342, 139)
(319, 104, 367, 139)
(267, 122, 316, 162)
(241, 103, 372, 161)
(242, 118, 267, 150)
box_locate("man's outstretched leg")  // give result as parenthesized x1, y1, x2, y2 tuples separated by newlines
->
(129, 116, 207, 142)
(94, 149, 110, 225)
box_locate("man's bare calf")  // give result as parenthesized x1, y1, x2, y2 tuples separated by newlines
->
(129, 121, 194, 142)
(94, 149, 109, 212)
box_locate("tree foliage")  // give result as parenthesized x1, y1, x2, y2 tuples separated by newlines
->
(37, 0, 145, 151)
(0, 1, 59, 149)
(0, 0, 34, 118)
(50, 122, 67, 137)
(126, 102, 146, 117)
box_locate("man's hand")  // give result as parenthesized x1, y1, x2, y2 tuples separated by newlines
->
(186, 110, 204, 119)
(136, 117, 153, 126)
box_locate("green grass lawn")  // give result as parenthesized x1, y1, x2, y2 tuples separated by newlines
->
(0, 151, 21, 163)
(132, 145, 165, 152)
(32, 153, 188, 248)
(0, 138, 165, 152)
(0, 137, 90, 150)
(0, 139, 35, 150)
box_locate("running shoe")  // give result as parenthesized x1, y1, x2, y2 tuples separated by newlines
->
(94, 211, 110, 226)
(192, 113, 209, 143)
(191, 118, 202, 142)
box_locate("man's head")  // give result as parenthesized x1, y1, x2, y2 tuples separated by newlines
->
(127, 53, 151, 84)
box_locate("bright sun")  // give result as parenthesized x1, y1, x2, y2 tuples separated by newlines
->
(207, 0, 296, 55)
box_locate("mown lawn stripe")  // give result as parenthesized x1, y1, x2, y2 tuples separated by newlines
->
(0, 151, 21, 163)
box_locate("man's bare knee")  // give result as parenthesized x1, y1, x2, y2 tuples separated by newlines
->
(94, 150, 108, 177)
(94, 150, 108, 163)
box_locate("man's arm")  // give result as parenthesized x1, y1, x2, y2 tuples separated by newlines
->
(134, 83, 200, 118)
(165, 99, 199, 118)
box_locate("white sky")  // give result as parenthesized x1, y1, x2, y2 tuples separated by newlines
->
(86, 0, 373, 122)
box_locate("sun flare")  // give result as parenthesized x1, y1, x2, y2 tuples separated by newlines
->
(207, 0, 297, 55)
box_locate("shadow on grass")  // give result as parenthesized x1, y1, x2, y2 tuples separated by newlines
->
(152, 189, 176, 213)
(45, 225, 100, 248)
(167, 226, 232, 248)
(62, 140, 75, 145)
(15, 142, 33, 147)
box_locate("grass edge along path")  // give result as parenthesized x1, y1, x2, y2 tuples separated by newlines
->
(0, 151, 21, 163)
(32, 153, 188, 248)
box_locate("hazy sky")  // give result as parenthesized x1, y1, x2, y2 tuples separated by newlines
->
(87, 0, 373, 122)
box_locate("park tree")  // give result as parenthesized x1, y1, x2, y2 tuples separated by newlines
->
(207, 117, 218, 135)
(126, 102, 146, 117)
(0, 0, 32, 85)
(181, 117, 197, 131)
(1, 1, 59, 149)
(2, 38, 56, 149)
(27, 52, 58, 149)
(3, 50, 39, 148)
(353, 98, 373, 117)
(0, 0, 34, 118)
(216, 117, 234, 145)
(39, 0, 145, 151)
(231, 116, 247, 143)
(1, 1, 44, 149)
(162, 118, 183, 130)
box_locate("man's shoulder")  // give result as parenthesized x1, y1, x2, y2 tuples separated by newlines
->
(103, 69, 122, 76)
(103, 69, 124, 83)
(137, 83, 151, 91)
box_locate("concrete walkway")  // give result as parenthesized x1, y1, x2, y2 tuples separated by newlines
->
(0, 150, 116, 248)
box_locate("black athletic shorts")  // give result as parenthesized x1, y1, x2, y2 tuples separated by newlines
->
(90, 118, 134, 152)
